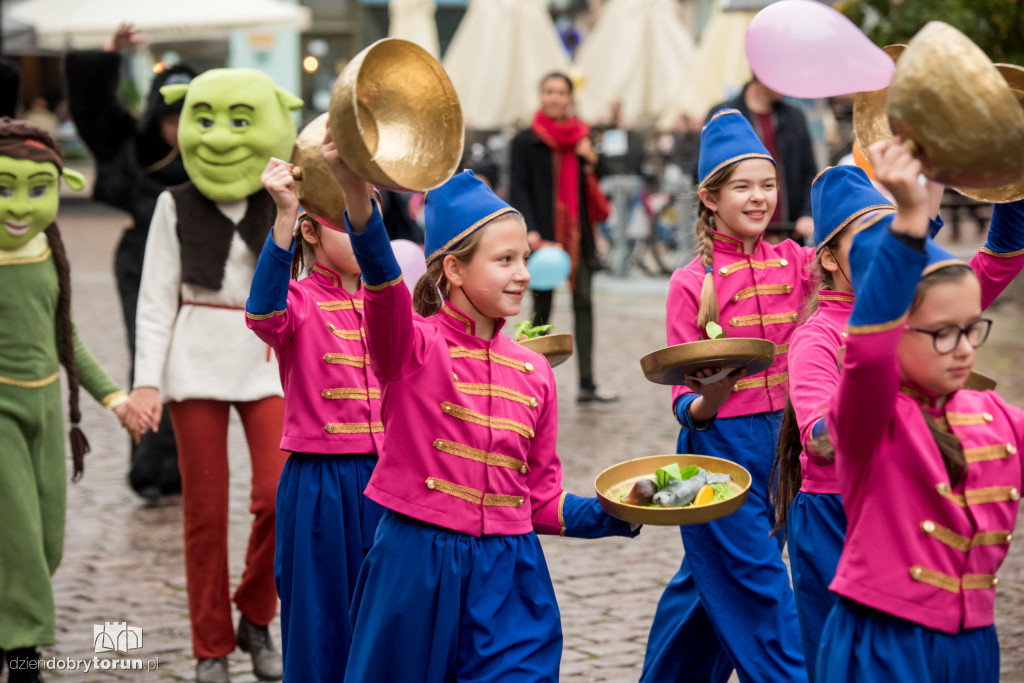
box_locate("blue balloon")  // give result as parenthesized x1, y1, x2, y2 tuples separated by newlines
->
(528, 246, 571, 291)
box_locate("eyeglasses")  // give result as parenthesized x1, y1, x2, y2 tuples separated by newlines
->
(907, 318, 993, 355)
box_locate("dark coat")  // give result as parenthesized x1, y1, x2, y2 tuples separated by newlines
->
(65, 51, 193, 233)
(508, 127, 599, 268)
(704, 83, 817, 222)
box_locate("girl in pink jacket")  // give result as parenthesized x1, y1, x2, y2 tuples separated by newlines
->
(820, 139, 1024, 681)
(773, 164, 1024, 680)
(322, 141, 637, 681)
(245, 158, 385, 681)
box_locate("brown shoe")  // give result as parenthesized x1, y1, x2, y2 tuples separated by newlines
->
(237, 615, 283, 681)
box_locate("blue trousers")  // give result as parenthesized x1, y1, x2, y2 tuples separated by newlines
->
(641, 411, 807, 683)
(274, 453, 383, 683)
(345, 510, 562, 683)
(788, 491, 846, 682)
(817, 598, 998, 682)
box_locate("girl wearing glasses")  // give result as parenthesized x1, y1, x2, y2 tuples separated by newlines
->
(816, 138, 1024, 682)
(772, 165, 1024, 680)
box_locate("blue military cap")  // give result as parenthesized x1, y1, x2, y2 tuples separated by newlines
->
(697, 109, 775, 188)
(811, 165, 895, 253)
(424, 170, 520, 265)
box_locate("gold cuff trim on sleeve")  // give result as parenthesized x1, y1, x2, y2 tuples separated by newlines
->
(323, 353, 369, 368)
(449, 347, 535, 373)
(846, 315, 907, 335)
(324, 421, 384, 434)
(964, 444, 1011, 463)
(317, 299, 364, 311)
(101, 390, 129, 409)
(731, 284, 794, 301)
(733, 372, 788, 392)
(245, 309, 287, 321)
(321, 387, 381, 400)
(433, 438, 528, 473)
(327, 323, 363, 340)
(0, 371, 61, 389)
(454, 381, 538, 408)
(440, 402, 535, 438)
(364, 273, 405, 291)
(979, 246, 1024, 258)
(558, 491, 567, 536)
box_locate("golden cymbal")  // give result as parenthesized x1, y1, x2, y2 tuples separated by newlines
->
(595, 454, 751, 526)
(887, 22, 1024, 188)
(518, 333, 573, 368)
(329, 38, 464, 192)
(955, 64, 1024, 202)
(639, 338, 776, 386)
(290, 113, 346, 231)
(853, 45, 905, 158)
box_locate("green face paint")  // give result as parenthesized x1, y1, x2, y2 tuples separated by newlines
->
(175, 69, 301, 202)
(0, 157, 60, 250)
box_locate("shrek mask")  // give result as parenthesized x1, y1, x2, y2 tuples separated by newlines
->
(0, 156, 85, 251)
(162, 68, 303, 202)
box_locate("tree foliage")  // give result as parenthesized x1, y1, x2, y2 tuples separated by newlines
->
(837, 0, 1024, 65)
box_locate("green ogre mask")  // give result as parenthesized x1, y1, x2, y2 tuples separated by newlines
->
(0, 118, 85, 251)
(162, 68, 303, 202)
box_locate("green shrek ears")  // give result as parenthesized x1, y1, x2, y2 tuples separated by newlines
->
(163, 68, 303, 202)
(0, 117, 91, 480)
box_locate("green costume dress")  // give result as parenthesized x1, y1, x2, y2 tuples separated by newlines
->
(0, 245, 123, 649)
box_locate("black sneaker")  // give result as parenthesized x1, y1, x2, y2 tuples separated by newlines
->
(577, 386, 619, 404)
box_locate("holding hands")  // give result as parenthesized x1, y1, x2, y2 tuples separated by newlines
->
(114, 390, 160, 444)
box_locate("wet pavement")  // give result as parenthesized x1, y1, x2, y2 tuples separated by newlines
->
(13, 201, 1024, 681)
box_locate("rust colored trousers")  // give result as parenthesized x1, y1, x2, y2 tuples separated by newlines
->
(169, 398, 288, 658)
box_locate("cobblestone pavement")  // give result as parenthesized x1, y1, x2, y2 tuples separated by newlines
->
(14, 201, 1024, 681)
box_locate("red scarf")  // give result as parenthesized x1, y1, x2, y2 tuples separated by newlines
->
(531, 111, 589, 286)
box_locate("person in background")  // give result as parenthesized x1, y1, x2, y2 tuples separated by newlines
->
(509, 72, 617, 403)
(704, 76, 818, 242)
(65, 22, 194, 501)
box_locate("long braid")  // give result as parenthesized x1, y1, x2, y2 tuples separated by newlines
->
(45, 223, 90, 481)
(694, 202, 720, 330)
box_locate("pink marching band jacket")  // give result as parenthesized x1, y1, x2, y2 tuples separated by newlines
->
(668, 229, 814, 419)
(790, 223, 1024, 495)
(246, 254, 383, 456)
(343, 213, 572, 539)
(827, 227, 1024, 634)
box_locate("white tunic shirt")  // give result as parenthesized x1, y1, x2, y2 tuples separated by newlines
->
(134, 190, 283, 402)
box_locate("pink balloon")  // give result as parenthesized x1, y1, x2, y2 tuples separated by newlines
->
(390, 239, 427, 295)
(745, 0, 894, 98)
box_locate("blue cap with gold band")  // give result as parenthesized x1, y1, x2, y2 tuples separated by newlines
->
(811, 165, 895, 253)
(697, 109, 775, 188)
(425, 170, 520, 265)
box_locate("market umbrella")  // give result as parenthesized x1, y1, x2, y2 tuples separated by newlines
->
(658, 2, 755, 126)
(7, 0, 311, 50)
(443, 0, 570, 129)
(574, 0, 696, 128)
(388, 0, 440, 60)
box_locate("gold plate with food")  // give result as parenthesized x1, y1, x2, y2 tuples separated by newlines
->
(640, 338, 776, 386)
(518, 333, 573, 368)
(596, 454, 751, 526)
